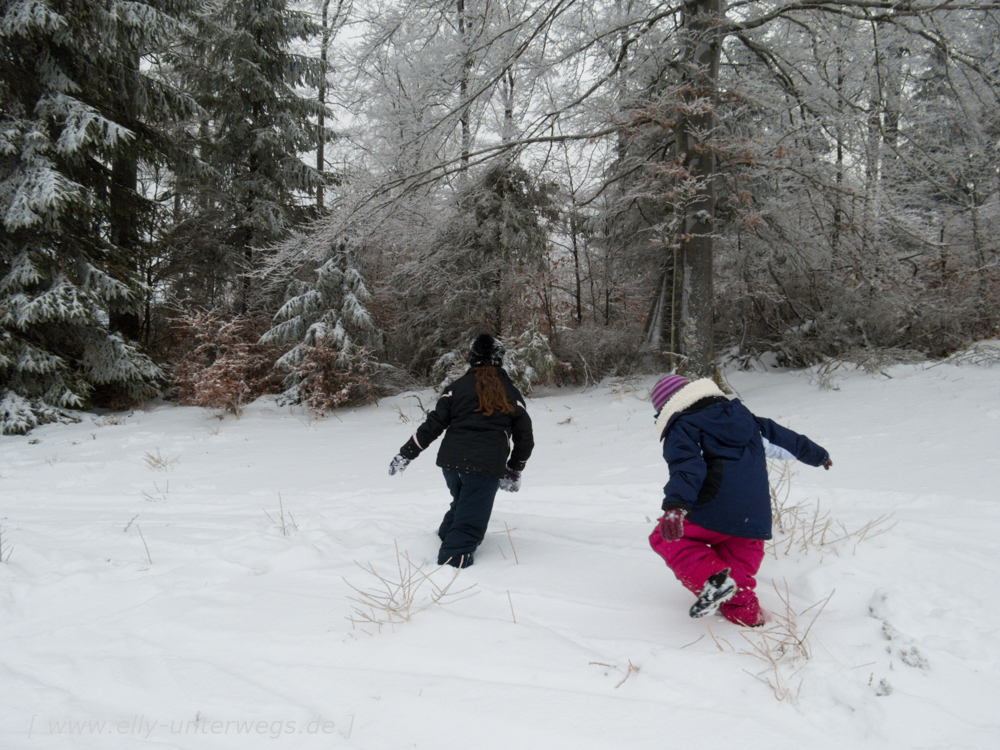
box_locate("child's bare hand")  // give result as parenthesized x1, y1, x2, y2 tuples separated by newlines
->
(823, 458, 832, 470)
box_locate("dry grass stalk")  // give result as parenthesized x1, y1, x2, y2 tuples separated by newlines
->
(391, 395, 431, 423)
(504, 522, 519, 564)
(143, 449, 178, 471)
(405, 394, 430, 417)
(0, 525, 12, 563)
(345, 543, 478, 633)
(768, 461, 796, 530)
(767, 461, 895, 558)
(264, 494, 298, 536)
(706, 624, 735, 652)
(137, 524, 152, 565)
(141, 481, 169, 502)
(615, 660, 640, 688)
(587, 660, 640, 688)
(739, 582, 834, 702)
(491, 523, 520, 563)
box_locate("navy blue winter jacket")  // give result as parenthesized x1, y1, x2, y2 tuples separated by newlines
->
(660, 397, 829, 540)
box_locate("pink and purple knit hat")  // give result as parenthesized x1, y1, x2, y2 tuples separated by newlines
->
(651, 375, 689, 412)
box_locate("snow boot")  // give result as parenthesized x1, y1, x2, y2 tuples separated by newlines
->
(440, 552, 474, 569)
(721, 598, 767, 627)
(689, 569, 737, 619)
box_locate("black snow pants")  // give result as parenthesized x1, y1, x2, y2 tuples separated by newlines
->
(437, 468, 501, 567)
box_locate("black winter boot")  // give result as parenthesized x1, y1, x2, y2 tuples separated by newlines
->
(689, 569, 737, 619)
(440, 552, 474, 569)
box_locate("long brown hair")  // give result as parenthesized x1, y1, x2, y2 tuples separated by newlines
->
(474, 366, 515, 417)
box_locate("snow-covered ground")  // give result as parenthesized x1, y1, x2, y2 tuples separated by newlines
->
(2, 351, 999, 749)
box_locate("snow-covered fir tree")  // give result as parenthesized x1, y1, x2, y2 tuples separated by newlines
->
(391, 160, 557, 371)
(261, 240, 383, 403)
(173, 0, 328, 312)
(0, 0, 188, 434)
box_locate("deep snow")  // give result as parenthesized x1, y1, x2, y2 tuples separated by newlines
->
(1, 352, 998, 749)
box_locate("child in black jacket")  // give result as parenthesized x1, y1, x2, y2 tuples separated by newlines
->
(389, 334, 534, 567)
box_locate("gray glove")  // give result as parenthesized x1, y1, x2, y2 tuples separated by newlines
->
(388, 454, 410, 476)
(499, 468, 521, 492)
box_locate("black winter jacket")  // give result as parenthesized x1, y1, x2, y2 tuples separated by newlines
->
(399, 367, 534, 478)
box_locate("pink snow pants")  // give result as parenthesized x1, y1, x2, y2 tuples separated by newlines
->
(649, 519, 765, 626)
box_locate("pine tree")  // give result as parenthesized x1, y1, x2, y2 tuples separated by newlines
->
(261, 240, 382, 404)
(173, 0, 327, 312)
(0, 0, 187, 434)
(394, 160, 558, 363)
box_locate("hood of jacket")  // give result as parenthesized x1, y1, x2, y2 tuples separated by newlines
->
(654, 378, 724, 439)
(655, 378, 757, 449)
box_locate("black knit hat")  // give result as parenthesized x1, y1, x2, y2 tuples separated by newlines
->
(469, 333, 505, 367)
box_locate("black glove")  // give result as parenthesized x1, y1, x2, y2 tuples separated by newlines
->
(388, 454, 410, 476)
(499, 468, 521, 492)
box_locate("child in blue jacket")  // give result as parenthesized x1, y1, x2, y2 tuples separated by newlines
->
(649, 375, 832, 625)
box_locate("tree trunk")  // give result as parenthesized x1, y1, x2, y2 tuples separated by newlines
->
(671, 0, 722, 377)
(502, 67, 515, 145)
(109, 48, 143, 342)
(457, 0, 472, 171)
(317, 0, 331, 209)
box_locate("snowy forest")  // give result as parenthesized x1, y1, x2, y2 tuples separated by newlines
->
(2, 0, 999, 434)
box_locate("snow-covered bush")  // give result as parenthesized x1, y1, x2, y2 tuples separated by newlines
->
(943, 341, 1000, 367)
(172, 312, 284, 416)
(261, 242, 387, 409)
(0, 284, 164, 432)
(431, 330, 556, 394)
(715, 250, 1000, 367)
(429, 349, 466, 390)
(552, 322, 644, 385)
(503, 330, 557, 393)
(289, 338, 380, 416)
(0, 389, 77, 436)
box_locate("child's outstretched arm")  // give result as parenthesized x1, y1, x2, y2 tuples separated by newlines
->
(761, 436, 796, 461)
(755, 416, 831, 469)
(388, 391, 453, 475)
